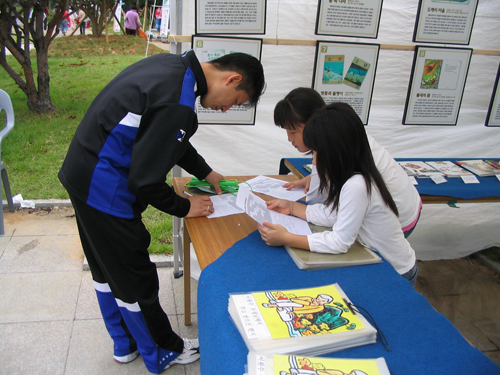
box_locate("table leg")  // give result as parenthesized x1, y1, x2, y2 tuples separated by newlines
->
(183, 220, 192, 326)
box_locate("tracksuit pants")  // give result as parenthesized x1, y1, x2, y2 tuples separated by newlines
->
(70, 194, 183, 373)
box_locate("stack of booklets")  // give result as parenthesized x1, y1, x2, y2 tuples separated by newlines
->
(397, 161, 444, 178)
(456, 159, 500, 177)
(228, 283, 377, 356)
(245, 352, 391, 375)
(285, 224, 381, 270)
(425, 160, 472, 177)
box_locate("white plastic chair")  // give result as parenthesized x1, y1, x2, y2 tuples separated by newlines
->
(0, 89, 16, 235)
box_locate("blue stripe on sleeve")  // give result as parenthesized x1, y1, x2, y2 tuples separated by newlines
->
(87, 113, 141, 218)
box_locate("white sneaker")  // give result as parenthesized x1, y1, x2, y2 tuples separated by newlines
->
(166, 338, 200, 368)
(114, 350, 140, 364)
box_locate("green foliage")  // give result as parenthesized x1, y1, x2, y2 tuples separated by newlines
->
(0, 35, 173, 254)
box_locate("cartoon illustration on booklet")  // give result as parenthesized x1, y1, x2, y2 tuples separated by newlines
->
(254, 284, 363, 339)
(248, 353, 390, 375)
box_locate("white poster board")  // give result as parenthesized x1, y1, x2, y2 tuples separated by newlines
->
(315, 0, 383, 39)
(195, 0, 266, 34)
(486, 63, 500, 127)
(192, 35, 263, 125)
(160, 0, 170, 37)
(403, 46, 472, 125)
(413, 0, 479, 45)
(312, 41, 380, 125)
(114, 0, 122, 33)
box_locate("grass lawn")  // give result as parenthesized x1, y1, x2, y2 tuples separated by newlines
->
(0, 34, 174, 254)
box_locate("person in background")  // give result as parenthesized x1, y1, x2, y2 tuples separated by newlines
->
(77, 8, 86, 35)
(259, 102, 418, 286)
(59, 51, 265, 373)
(155, 6, 162, 32)
(124, 6, 142, 36)
(60, 9, 70, 36)
(274, 87, 422, 238)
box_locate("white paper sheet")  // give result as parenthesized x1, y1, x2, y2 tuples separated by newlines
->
(236, 185, 312, 235)
(207, 194, 244, 218)
(243, 175, 306, 201)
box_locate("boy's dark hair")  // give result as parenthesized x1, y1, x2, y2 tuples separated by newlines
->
(209, 53, 265, 107)
(303, 102, 398, 217)
(274, 87, 325, 130)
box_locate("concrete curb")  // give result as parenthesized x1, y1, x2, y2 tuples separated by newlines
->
(82, 253, 175, 271)
(3, 199, 73, 209)
(2, 199, 178, 271)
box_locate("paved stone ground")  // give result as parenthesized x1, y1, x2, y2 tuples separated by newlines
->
(415, 257, 500, 366)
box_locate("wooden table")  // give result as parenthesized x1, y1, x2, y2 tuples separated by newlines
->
(172, 174, 298, 324)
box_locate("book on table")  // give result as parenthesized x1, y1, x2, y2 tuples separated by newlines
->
(228, 283, 377, 356)
(397, 161, 444, 178)
(285, 224, 382, 270)
(245, 352, 391, 375)
(425, 160, 472, 178)
(455, 159, 500, 177)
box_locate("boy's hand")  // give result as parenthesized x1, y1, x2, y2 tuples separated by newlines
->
(204, 170, 224, 195)
(186, 196, 213, 217)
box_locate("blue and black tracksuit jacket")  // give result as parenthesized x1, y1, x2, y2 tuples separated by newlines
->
(59, 50, 212, 219)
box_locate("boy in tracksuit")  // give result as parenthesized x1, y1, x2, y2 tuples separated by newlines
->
(59, 50, 265, 373)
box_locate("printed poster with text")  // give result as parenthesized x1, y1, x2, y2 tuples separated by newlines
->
(403, 46, 472, 125)
(413, 0, 479, 45)
(192, 36, 262, 125)
(486, 63, 500, 127)
(312, 41, 380, 125)
(315, 0, 383, 39)
(196, 0, 266, 34)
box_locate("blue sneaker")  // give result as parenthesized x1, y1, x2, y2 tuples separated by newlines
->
(165, 338, 200, 368)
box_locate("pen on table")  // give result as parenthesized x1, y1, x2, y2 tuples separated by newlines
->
(183, 190, 193, 197)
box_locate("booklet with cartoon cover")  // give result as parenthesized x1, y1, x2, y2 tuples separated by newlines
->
(245, 352, 390, 375)
(228, 283, 377, 356)
(397, 161, 444, 178)
(285, 224, 381, 270)
(425, 160, 472, 178)
(456, 159, 500, 177)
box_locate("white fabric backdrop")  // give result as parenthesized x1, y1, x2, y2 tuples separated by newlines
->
(174, 0, 500, 260)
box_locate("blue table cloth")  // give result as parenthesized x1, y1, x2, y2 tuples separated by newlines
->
(198, 231, 500, 375)
(280, 157, 500, 200)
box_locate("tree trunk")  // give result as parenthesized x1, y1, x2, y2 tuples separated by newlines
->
(0, 0, 65, 114)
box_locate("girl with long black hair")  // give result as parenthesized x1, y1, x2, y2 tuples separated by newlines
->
(258, 102, 418, 285)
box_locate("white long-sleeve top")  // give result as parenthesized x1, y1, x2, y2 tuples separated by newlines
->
(307, 134, 422, 229)
(305, 174, 416, 275)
